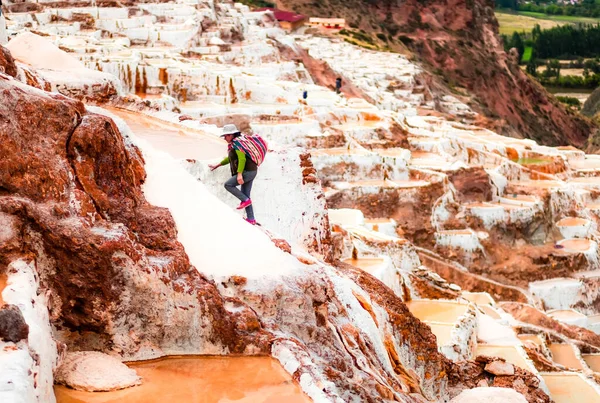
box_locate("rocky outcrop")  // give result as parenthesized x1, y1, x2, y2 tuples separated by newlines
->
(0, 304, 29, 343)
(0, 45, 17, 78)
(0, 75, 270, 357)
(447, 356, 550, 403)
(280, 0, 597, 149)
(582, 86, 600, 118)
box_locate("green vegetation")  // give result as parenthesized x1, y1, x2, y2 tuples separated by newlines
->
(339, 29, 376, 46)
(502, 22, 600, 89)
(236, 0, 274, 8)
(532, 24, 600, 59)
(497, 0, 600, 19)
(556, 95, 583, 109)
(519, 11, 600, 23)
(538, 74, 600, 89)
(522, 46, 533, 62)
(517, 157, 552, 165)
(376, 33, 388, 42)
(496, 11, 567, 35)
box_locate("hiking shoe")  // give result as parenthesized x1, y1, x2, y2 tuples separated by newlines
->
(245, 218, 257, 225)
(237, 199, 252, 210)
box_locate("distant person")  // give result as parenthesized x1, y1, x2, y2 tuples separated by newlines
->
(335, 77, 342, 94)
(0, 0, 7, 46)
(302, 90, 308, 100)
(209, 124, 267, 225)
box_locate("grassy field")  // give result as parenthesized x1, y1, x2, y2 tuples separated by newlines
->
(496, 11, 600, 35)
(518, 11, 600, 24)
(496, 11, 565, 35)
(536, 67, 585, 76)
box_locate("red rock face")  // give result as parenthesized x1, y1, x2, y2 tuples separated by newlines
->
(448, 167, 493, 203)
(0, 75, 270, 354)
(0, 46, 18, 78)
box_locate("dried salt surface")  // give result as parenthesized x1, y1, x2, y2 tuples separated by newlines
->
(477, 314, 520, 346)
(6, 32, 120, 92)
(6, 32, 85, 70)
(450, 387, 528, 403)
(54, 352, 141, 392)
(1, 259, 58, 403)
(96, 108, 299, 281)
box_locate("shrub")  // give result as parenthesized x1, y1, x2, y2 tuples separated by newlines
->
(398, 35, 413, 45)
(556, 95, 582, 109)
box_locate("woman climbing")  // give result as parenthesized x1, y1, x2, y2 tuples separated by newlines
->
(209, 124, 267, 225)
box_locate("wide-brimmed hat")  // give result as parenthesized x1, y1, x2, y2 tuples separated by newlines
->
(221, 124, 240, 137)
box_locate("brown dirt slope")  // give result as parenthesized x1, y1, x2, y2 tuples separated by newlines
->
(280, 0, 597, 149)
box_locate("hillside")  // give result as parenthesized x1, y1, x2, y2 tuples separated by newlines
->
(280, 0, 598, 149)
(3, 1, 600, 402)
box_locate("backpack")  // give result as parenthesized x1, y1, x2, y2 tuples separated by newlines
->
(232, 135, 268, 166)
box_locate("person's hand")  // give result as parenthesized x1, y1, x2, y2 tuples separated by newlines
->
(179, 115, 193, 122)
(237, 173, 244, 185)
(209, 164, 220, 171)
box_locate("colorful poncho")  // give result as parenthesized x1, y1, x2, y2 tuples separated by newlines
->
(229, 135, 268, 166)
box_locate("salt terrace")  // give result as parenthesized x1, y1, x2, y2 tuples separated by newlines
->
(4, 0, 600, 401)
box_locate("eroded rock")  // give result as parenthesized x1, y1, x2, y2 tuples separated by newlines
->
(0, 45, 17, 78)
(484, 360, 515, 376)
(0, 304, 29, 343)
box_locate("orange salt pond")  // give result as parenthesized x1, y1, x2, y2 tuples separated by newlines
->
(311, 148, 372, 156)
(476, 345, 532, 371)
(548, 344, 583, 370)
(54, 356, 310, 403)
(339, 179, 430, 188)
(343, 258, 386, 274)
(461, 292, 494, 306)
(556, 217, 589, 227)
(377, 148, 411, 157)
(0, 273, 6, 305)
(517, 334, 544, 348)
(510, 180, 563, 189)
(406, 300, 468, 324)
(107, 108, 224, 161)
(557, 238, 593, 252)
(582, 354, 600, 372)
(427, 323, 455, 346)
(541, 372, 600, 403)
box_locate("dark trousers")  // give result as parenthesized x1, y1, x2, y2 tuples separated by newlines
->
(224, 170, 257, 220)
